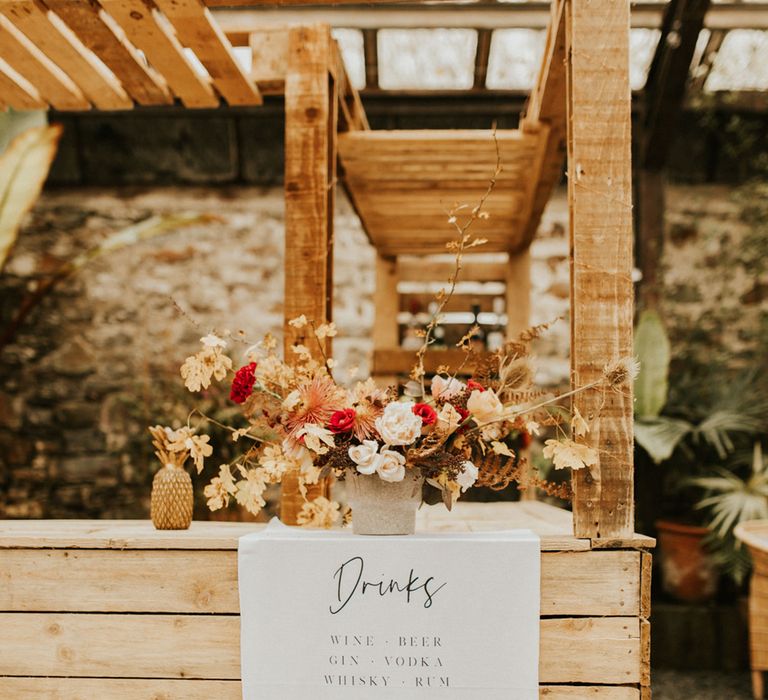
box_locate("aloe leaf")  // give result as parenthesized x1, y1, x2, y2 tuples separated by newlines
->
(633, 310, 671, 419)
(0, 124, 62, 272)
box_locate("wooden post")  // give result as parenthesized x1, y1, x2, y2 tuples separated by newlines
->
(372, 253, 399, 385)
(566, 0, 635, 540)
(281, 24, 338, 525)
(505, 249, 536, 500)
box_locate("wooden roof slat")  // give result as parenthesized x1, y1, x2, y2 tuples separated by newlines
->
(518, 0, 567, 250)
(0, 14, 89, 110)
(0, 56, 47, 109)
(97, 0, 218, 108)
(45, 0, 172, 106)
(339, 128, 545, 256)
(152, 0, 262, 106)
(0, 0, 131, 109)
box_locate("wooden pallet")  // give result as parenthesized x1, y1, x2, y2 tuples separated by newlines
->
(0, 502, 653, 699)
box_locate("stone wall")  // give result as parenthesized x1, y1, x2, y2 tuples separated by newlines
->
(0, 179, 764, 519)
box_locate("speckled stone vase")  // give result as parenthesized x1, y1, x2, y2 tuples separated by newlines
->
(346, 471, 424, 536)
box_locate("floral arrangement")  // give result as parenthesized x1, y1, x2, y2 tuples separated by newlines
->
(155, 147, 637, 528)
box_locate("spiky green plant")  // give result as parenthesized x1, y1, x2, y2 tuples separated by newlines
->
(691, 443, 768, 584)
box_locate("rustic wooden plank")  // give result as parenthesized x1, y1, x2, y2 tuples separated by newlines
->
(541, 688, 639, 699)
(0, 0, 131, 109)
(506, 248, 531, 339)
(0, 678, 641, 699)
(398, 257, 507, 283)
(0, 678, 241, 699)
(45, 0, 172, 106)
(249, 25, 287, 93)
(640, 618, 651, 687)
(0, 613, 241, 679)
(98, 0, 218, 108)
(283, 23, 336, 358)
(372, 253, 399, 384)
(0, 613, 641, 684)
(373, 348, 493, 376)
(0, 519, 261, 549)
(0, 15, 88, 110)
(0, 548, 640, 617)
(540, 617, 641, 684)
(0, 57, 47, 109)
(281, 24, 337, 525)
(153, 0, 262, 106)
(567, 0, 635, 539)
(640, 551, 653, 618)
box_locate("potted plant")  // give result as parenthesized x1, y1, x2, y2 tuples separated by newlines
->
(691, 442, 768, 587)
(634, 310, 766, 601)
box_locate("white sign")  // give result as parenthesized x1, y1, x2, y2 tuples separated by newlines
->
(239, 521, 540, 700)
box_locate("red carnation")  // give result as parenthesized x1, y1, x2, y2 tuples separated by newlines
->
(456, 406, 470, 422)
(328, 408, 356, 434)
(230, 362, 257, 404)
(467, 379, 486, 393)
(412, 403, 437, 426)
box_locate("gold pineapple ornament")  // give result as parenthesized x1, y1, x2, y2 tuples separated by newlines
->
(148, 425, 194, 530)
(151, 464, 193, 530)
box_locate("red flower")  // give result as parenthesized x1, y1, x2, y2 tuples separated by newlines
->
(456, 406, 470, 422)
(467, 379, 486, 393)
(328, 408, 356, 434)
(230, 362, 257, 404)
(412, 403, 437, 426)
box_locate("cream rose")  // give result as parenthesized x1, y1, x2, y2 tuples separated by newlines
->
(431, 375, 465, 400)
(456, 460, 479, 492)
(376, 449, 406, 482)
(348, 440, 380, 476)
(375, 401, 423, 446)
(467, 388, 504, 424)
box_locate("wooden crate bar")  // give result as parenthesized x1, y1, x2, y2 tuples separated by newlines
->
(0, 612, 643, 684)
(0, 679, 645, 699)
(567, 0, 635, 540)
(0, 548, 642, 617)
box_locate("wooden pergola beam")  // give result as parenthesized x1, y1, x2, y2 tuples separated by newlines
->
(211, 2, 768, 30)
(0, 56, 47, 109)
(567, 0, 635, 541)
(642, 0, 712, 171)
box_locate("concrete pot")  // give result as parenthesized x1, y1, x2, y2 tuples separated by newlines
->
(346, 471, 424, 536)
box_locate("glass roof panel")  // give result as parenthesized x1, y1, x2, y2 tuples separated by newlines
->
(706, 30, 768, 91)
(486, 29, 546, 90)
(333, 28, 366, 90)
(378, 29, 477, 90)
(630, 29, 661, 90)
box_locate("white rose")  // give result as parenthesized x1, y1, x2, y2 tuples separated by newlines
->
(348, 440, 380, 475)
(456, 461, 478, 492)
(376, 449, 406, 482)
(467, 389, 504, 424)
(431, 375, 465, 400)
(436, 403, 462, 433)
(375, 401, 423, 446)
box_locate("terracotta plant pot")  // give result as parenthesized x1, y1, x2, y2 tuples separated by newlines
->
(656, 519, 719, 603)
(346, 471, 424, 536)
